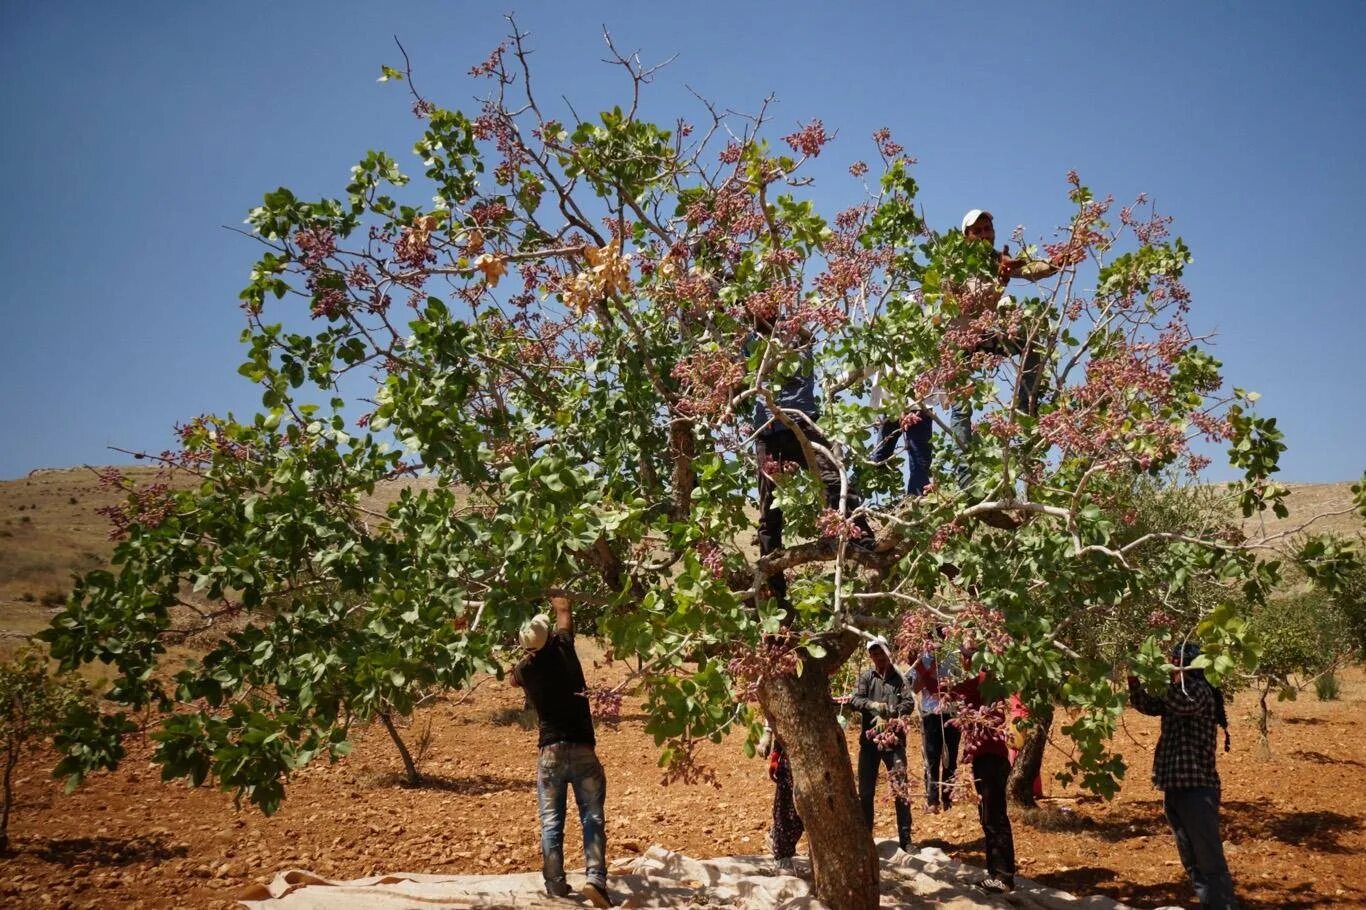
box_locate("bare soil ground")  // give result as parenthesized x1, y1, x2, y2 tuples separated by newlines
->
(2, 471, 1363, 909)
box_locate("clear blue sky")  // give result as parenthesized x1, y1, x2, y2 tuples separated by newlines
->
(2, 1, 1362, 482)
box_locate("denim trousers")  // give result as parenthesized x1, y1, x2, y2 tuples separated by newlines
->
(873, 411, 933, 496)
(920, 711, 961, 808)
(1163, 787, 1238, 910)
(536, 742, 607, 894)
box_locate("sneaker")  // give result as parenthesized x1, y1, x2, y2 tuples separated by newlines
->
(581, 881, 614, 908)
(976, 876, 1015, 894)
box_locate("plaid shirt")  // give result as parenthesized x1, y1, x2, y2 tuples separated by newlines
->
(1128, 676, 1221, 791)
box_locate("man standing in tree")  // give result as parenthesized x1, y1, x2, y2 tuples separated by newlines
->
(1128, 643, 1238, 910)
(849, 638, 914, 851)
(751, 323, 874, 609)
(950, 209, 1060, 510)
(511, 592, 612, 907)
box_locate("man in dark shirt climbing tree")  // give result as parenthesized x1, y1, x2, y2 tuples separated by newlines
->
(511, 591, 612, 907)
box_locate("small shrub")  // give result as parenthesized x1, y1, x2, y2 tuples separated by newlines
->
(40, 591, 66, 608)
(19, 516, 30, 524)
(68, 497, 78, 506)
(20, 593, 35, 603)
(1314, 672, 1341, 701)
(16, 506, 25, 512)
(1, 648, 97, 852)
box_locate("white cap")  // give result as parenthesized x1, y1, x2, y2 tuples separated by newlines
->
(866, 636, 891, 655)
(961, 209, 993, 232)
(519, 614, 550, 651)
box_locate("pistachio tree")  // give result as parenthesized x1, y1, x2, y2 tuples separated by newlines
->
(43, 23, 1364, 908)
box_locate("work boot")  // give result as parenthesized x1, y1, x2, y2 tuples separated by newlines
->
(581, 881, 614, 908)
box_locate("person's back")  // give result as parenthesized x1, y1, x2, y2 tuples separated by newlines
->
(516, 629, 595, 749)
(511, 596, 610, 908)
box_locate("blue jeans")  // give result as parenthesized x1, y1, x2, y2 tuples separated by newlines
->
(873, 412, 933, 496)
(537, 743, 607, 895)
(1163, 787, 1238, 910)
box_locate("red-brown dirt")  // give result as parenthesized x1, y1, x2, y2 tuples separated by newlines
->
(2, 650, 1363, 909)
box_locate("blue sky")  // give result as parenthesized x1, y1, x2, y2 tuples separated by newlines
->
(1, 1, 1362, 482)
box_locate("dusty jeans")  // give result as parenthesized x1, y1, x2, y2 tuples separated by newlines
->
(536, 742, 607, 895)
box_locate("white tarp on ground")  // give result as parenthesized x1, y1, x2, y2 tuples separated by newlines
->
(238, 840, 1136, 910)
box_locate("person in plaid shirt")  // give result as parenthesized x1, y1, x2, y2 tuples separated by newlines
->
(1128, 643, 1237, 910)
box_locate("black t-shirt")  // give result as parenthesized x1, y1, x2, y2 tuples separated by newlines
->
(515, 631, 596, 748)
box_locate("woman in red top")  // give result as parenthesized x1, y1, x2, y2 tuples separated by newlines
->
(950, 649, 1016, 895)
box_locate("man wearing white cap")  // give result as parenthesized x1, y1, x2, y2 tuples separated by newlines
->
(511, 592, 612, 907)
(950, 210, 1059, 505)
(849, 637, 914, 850)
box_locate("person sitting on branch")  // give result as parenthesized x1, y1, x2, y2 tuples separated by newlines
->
(749, 320, 874, 611)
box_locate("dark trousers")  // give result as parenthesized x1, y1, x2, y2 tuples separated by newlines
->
(857, 743, 912, 848)
(756, 422, 872, 606)
(921, 712, 961, 808)
(950, 341, 1044, 485)
(1163, 787, 1238, 910)
(770, 753, 804, 859)
(971, 753, 1016, 884)
(873, 411, 933, 496)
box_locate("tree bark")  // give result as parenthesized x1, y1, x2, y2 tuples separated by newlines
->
(758, 644, 880, 910)
(379, 712, 422, 786)
(1, 741, 17, 853)
(1007, 704, 1053, 807)
(1256, 683, 1272, 760)
(668, 418, 696, 522)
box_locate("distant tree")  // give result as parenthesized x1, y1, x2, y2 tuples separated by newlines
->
(42, 21, 1365, 907)
(0, 647, 96, 852)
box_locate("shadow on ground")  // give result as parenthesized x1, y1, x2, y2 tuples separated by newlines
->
(386, 772, 535, 795)
(24, 833, 187, 867)
(1034, 866, 1345, 910)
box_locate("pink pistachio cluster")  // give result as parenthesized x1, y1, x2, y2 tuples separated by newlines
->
(817, 508, 866, 541)
(694, 539, 728, 580)
(782, 119, 830, 158)
(727, 635, 802, 702)
(583, 686, 624, 725)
